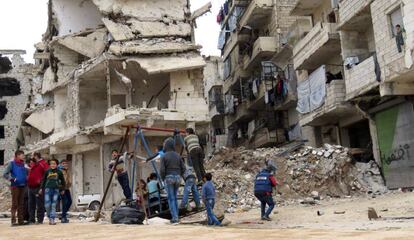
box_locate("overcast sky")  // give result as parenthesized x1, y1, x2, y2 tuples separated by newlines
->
(0, 0, 222, 63)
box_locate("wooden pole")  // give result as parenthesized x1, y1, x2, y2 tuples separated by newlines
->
(94, 127, 130, 222)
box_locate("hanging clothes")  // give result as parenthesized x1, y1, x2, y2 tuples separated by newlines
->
(223, 1, 229, 15)
(252, 79, 258, 98)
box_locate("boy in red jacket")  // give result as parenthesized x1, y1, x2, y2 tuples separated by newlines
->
(27, 152, 49, 224)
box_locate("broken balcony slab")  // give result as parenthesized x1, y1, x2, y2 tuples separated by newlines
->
(126, 54, 206, 75)
(51, 28, 108, 58)
(92, 0, 188, 21)
(109, 40, 200, 55)
(127, 20, 192, 38)
(25, 108, 55, 134)
(102, 18, 135, 41)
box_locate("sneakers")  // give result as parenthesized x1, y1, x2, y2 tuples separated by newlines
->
(261, 216, 272, 221)
(170, 219, 180, 225)
(61, 218, 69, 224)
(49, 219, 56, 225)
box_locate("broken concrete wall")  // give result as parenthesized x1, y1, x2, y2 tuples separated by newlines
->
(0, 70, 32, 162)
(52, 0, 103, 36)
(82, 149, 102, 195)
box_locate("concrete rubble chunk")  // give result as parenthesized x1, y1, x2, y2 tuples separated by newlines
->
(127, 20, 192, 38)
(126, 54, 206, 75)
(25, 109, 54, 134)
(109, 40, 200, 55)
(102, 18, 134, 41)
(55, 29, 108, 58)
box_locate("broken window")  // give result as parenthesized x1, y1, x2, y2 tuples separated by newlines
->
(0, 78, 21, 98)
(0, 55, 12, 74)
(0, 126, 4, 139)
(0, 150, 4, 166)
(0, 101, 7, 120)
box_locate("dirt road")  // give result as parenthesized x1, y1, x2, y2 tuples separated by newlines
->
(1, 192, 414, 240)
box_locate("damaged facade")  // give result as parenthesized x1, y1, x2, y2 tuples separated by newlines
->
(215, 0, 414, 189)
(0, 50, 32, 166)
(217, 0, 300, 149)
(22, 0, 211, 208)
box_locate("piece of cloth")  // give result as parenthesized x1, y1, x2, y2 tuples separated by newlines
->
(189, 147, 206, 182)
(117, 172, 132, 200)
(160, 138, 186, 180)
(147, 180, 159, 200)
(374, 53, 382, 82)
(180, 177, 201, 209)
(28, 161, 47, 188)
(205, 199, 221, 225)
(44, 188, 59, 220)
(3, 159, 28, 187)
(28, 187, 45, 223)
(41, 168, 65, 190)
(202, 180, 216, 201)
(252, 80, 258, 97)
(164, 175, 181, 222)
(184, 134, 202, 153)
(108, 156, 127, 175)
(217, 30, 226, 50)
(255, 192, 275, 218)
(61, 190, 72, 220)
(61, 168, 72, 190)
(11, 186, 25, 224)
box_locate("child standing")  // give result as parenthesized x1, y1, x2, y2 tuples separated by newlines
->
(40, 159, 65, 225)
(3, 150, 28, 226)
(201, 173, 221, 226)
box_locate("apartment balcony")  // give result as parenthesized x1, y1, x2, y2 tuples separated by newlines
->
(222, 32, 250, 59)
(292, 22, 341, 70)
(291, 0, 324, 16)
(246, 82, 266, 110)
(209, 102, 225, 119)
(252, 128, 286, 148)
(238, 0, 274, 29)
(344, 55, 379, 100)
(299, 80, 354, 126)
(338, 0, 373, 31)
(225, 102, 255, 127)
(243, 36, 277, 70)
(223, 65, 250, 93)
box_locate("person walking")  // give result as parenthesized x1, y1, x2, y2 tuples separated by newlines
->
(160, 137, 185, 224)
(201, 173, 221, 226)
(3, 150, 28, 226)
(254, 160, 277, 221)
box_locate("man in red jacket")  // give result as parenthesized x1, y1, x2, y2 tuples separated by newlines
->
(27, 152, 49, 224)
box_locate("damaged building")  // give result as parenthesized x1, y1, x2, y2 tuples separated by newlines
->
(214, 0, 414, 189)
(217, 0, 300, 149)
(21, 0, 213, 208)
(0, 50, 32, 166)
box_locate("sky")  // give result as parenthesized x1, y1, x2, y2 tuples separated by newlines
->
(0, 0, 222, 63)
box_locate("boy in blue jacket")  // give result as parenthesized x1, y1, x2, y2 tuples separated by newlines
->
(3, 150, 28, 226)
(201, 173, 221, 226)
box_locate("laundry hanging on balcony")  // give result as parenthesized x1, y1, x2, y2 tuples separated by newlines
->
(296, 65, 327, 114)
(218, 30, 226, 50)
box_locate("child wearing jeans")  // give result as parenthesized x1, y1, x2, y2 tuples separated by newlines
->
(39, 159, 65, 225)
(201, 173, 221, 226)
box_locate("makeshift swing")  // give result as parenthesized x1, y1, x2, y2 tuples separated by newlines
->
(94, 125, 191, 222)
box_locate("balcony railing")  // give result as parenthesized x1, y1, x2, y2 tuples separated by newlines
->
(293, 22, 340, 70)
(344, 55, 379, 100)
(238, 0, 274, 29)
(243, 36, 277, 70)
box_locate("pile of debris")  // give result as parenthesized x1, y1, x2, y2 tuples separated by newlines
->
(206, 144, 387, 212)
(0, 178, 11, 212)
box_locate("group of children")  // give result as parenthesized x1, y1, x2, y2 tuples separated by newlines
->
(3, 150, 72, 226)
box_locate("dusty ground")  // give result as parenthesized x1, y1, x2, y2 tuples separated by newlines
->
(1, 192, 414, 240)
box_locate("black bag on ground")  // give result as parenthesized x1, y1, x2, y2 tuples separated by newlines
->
(111, 205, 145, 224)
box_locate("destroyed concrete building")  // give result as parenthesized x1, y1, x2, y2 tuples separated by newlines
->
(0, 50, 32, 165)
(214, 0, 414, 189)
(21, 0, 212, 208)
(217, 0, 300, 149)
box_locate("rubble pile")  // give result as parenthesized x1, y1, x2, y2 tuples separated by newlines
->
(207, 144, 387, 212)
(0, 178, 11, 212)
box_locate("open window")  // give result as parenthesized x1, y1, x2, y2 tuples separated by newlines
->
(0, 150, 4, 166)
(389, 7, 404, 37)
(0, 126, 4, 139)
